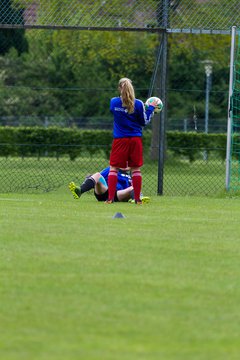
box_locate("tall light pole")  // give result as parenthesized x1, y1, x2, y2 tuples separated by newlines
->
(202, 60, 213, 161)
(203, 60, 213, 134)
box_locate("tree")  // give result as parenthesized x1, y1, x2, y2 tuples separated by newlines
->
(0, 0, 28, 55)
(167, 33, 230, 127)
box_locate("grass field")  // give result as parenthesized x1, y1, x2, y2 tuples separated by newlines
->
(1, 189, 240, 360)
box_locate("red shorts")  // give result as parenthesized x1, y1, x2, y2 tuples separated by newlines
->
(109, 137, 143, 168)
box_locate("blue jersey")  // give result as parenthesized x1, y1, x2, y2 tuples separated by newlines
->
(110, 97, 155, 138)
(100, 167, 132, 191)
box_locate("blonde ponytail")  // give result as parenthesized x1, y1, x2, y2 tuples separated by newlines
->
(118, 78, 135, 114)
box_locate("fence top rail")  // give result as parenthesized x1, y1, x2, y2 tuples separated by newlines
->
(0, 23, 233, 35)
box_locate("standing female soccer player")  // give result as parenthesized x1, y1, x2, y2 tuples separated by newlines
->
(107, 77, 158, 204)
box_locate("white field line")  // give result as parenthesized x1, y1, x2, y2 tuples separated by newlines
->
(0, 198, 37, 202)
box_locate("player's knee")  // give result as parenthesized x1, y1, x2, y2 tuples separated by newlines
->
(91, 172, 101, 182)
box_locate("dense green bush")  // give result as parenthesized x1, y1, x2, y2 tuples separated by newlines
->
(0, 127, 113, 160)
(0, 126, 228, 161)
(166, 131, 227, 161)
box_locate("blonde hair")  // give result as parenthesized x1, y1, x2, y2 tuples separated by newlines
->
(118, 77, 135, 114)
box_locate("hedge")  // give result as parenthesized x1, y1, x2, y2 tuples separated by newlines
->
(0, 126, 228, 161)
(166, 131, 227, 161)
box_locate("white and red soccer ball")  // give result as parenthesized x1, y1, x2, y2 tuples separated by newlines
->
(145, 96, 163, 113)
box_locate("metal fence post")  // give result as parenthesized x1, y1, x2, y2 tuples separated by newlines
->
(226, 26, 237, 191)
(157, 0, 169, 195)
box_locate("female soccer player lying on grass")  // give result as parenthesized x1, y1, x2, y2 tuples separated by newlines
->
(68, 166, 150, 203)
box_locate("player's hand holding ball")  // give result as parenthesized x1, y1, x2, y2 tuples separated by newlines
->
(145, 96, 163, 113)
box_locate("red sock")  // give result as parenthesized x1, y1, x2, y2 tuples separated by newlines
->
(108, 170, 118, 201)
(132, 170, 142, 202)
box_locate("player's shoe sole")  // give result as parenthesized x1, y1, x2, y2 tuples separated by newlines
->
(68, 182, 81, 199)
(128, 196, 150, 204)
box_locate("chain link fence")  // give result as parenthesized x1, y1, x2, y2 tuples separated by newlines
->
(0, 148, 159, 195)
(0, 0, 239, 196)
(1, 0, 239, 32)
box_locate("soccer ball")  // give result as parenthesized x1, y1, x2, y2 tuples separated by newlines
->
(145, 96, 163, 113)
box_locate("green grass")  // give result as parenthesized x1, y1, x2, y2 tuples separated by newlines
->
(1, 190, 240, 359)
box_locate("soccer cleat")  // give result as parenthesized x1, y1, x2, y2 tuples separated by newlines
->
(135, 200, 143, 205)
(68, 181, 81, 199)
(141, 196, 150, 204)
(129, 196, 150, 204)
(105, 199, 114, 204)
